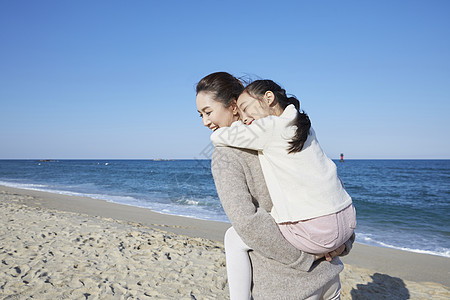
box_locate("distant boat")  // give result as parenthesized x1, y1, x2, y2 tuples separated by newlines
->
(151, 159, 174, 161)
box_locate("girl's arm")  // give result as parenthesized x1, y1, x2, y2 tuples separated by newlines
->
(211, 147, 315, 271)
(210, 116, 276, 151)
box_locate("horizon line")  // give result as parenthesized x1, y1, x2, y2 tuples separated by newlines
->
(1, 158, 449, 161)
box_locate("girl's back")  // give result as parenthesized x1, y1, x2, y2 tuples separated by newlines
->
(212, 104, 352, 223)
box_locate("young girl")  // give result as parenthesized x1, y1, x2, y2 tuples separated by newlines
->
(211, 79, 356, 299)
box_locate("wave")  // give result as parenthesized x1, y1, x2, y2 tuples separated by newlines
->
(357, 233, 450, 258)
(0, 181, 50, 190)
(0, 180, 142, 205)
(0, 180, 230, 224)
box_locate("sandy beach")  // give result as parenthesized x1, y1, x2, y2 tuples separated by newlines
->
(1, 185, 449, 299)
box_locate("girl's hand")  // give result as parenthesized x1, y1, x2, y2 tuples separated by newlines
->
(324, 244, 346, 262)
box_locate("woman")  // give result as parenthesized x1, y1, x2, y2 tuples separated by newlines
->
(196, 72, 354, 299)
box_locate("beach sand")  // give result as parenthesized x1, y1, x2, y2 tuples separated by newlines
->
(1, 185, 449, 299)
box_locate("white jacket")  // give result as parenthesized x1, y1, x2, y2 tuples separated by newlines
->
(211, 104, 352, 223)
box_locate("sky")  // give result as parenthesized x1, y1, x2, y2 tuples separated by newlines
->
(1, 0, 449, 159)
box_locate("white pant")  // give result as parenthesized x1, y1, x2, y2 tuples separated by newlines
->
(224, 226, 341, 300)
(224, 227, 252, 300)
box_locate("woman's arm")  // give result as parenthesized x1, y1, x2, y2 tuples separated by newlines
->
(340, 232, 355, 256)
(323, 232, 355, 261)
(211, 147, 315, 271)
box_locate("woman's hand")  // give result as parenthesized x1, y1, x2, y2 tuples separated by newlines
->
(315, 244, 346, 262)
(324, 244, 346, 261)
(314, 253, 325, 261)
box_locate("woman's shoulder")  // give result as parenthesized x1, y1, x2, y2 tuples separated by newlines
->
(211, 147, 259, 170)
(212, 146, 258, 161)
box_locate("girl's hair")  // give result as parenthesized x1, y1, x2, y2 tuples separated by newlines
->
(196, 72, 244, 107)
(244, 80, 311, 153)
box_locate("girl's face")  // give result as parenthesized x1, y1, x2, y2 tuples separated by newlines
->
(236, 92, 270, 125)
(196, 92, 239, 131)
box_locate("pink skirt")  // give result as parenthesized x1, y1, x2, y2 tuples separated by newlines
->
(278, 204, 356, 254)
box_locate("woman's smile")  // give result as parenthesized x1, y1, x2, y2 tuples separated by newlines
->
(196, 91, 239, 131)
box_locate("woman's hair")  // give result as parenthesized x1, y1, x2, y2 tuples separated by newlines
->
(244, 80, 311, 153)
(196, 72, 244, 107)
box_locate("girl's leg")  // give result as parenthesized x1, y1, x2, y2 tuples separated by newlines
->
(279, 204, 356, 254)
(224, 227, 252, 300)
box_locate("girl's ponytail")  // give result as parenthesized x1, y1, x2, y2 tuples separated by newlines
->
(288, 105, 311, 153)
(286, 96, 299, 110)
(244, 80, 311, 153)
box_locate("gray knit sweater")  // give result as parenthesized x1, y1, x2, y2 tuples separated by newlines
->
(211, 147, 354, 299)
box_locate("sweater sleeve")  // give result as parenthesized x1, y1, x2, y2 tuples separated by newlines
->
(210, 117, 276, 151)
(211, 147, 315, 271)
(339, 232, 355, 257)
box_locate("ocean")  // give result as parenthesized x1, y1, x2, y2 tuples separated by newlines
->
(0, 159, 449, 258)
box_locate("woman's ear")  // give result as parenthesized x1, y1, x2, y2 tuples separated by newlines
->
(264, 91, 276, 106)
(230, 99, 239, 115)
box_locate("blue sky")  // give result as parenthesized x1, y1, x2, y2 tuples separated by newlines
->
(1, 0, 449, 159)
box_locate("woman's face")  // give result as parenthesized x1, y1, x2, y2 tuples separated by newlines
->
(196, 92, 238, 131)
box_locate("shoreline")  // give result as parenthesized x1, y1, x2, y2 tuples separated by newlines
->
(1, 184, 449, 298)
(1, 159, 448, 260)
(0, 185, 231, 242)
(2, 184, 450, 286)
(1, 183, 447, 256)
